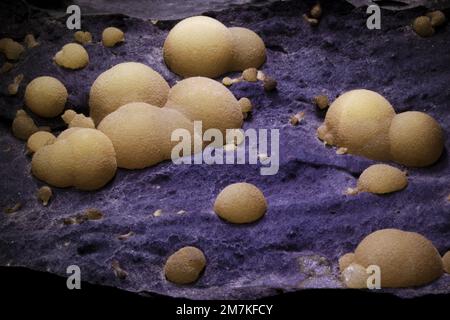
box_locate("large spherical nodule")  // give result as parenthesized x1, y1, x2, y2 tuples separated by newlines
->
(354, 229, 443, 288)
(98, 102, 194, 169)
(214, 182, 267, 224)
(89, 62, 170, 124)
(31, 128, 117, 191)
(164, 246, 206, 284)
(163, 16, 233, 78)
(165, 77, 243, 135)
(229, 27, 266, 71)
(357, 164, 407, 194)
(389, 111, 444, 167)
(317, 89, 395, 161)
(25, 76, 68, 118)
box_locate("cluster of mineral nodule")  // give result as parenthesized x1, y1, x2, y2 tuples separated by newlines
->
(4, 10, 448, 291)
(93, 63, 243, 170)
(9, 15, 258, 191)
(412, 10, 446, 38)
(340, 229, 445, 289)
(317, 89, 444, 167)
(163, 16, 266, 78)
(163, 182, 268, 284)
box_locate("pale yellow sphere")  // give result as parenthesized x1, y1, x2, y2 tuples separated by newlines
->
(357, 164, 408, 194)
(54, 43, 89, 69)
(163, 16, 233, 78)
(89, 62, 170, 124)
(229, 27, 266, 71)
(98, 102, 194, 169)
(214, 182, 267, 224)
(165, 77, 243, 135)
(164, 246, 206, 284)
(27, 131, 56, 154)
(389, 111, 444, 167)
(317, 89, 395, 161)
(25, 76, 68, 118)
(102, 27, 125, 47)
(31, 128, 117, 190)
(354, 229, 443, 287)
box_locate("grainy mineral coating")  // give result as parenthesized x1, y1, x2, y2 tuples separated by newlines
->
(356, 164, 408, 194)
(164, 246, 206, 285)
(54, 43, 89, 69)
(89, 62, 170, 124)
(389, 111, 444, 167)
(229, 27, 266, 71)
(353, 229, 443, 288)
(31, 128, 117, 190)
(98, 102, 194, 169)
(163, 16, 234, 78)
(317, 89, 395, 161)
(102, 27, 125, 47)
(214, 182, 267, 224)
(25, 76, 68, 118)
(165, 77, 243, 135)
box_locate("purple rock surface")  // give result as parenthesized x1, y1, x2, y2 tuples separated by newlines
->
(0, 0, 449, 299)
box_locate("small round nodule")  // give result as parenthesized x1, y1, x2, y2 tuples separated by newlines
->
(214, 182, 267, 224)
(443, 251, 450, 274)
(54, 43, 89, 69)
(338, 252, 355, 272)
(74, 31, 93, 45)
(357, 164, 407, 194)
(25, 76, 68, 118)
(389, 111, 444, 167)
(426, 11, 446, 27)
(27, 131, 56, 154)
(164, 246, 206, 284)
(102, 27, 125, 47)
(413, 16, 434, 37)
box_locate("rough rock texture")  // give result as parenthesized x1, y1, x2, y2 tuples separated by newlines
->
(0, 0, 449, 299)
